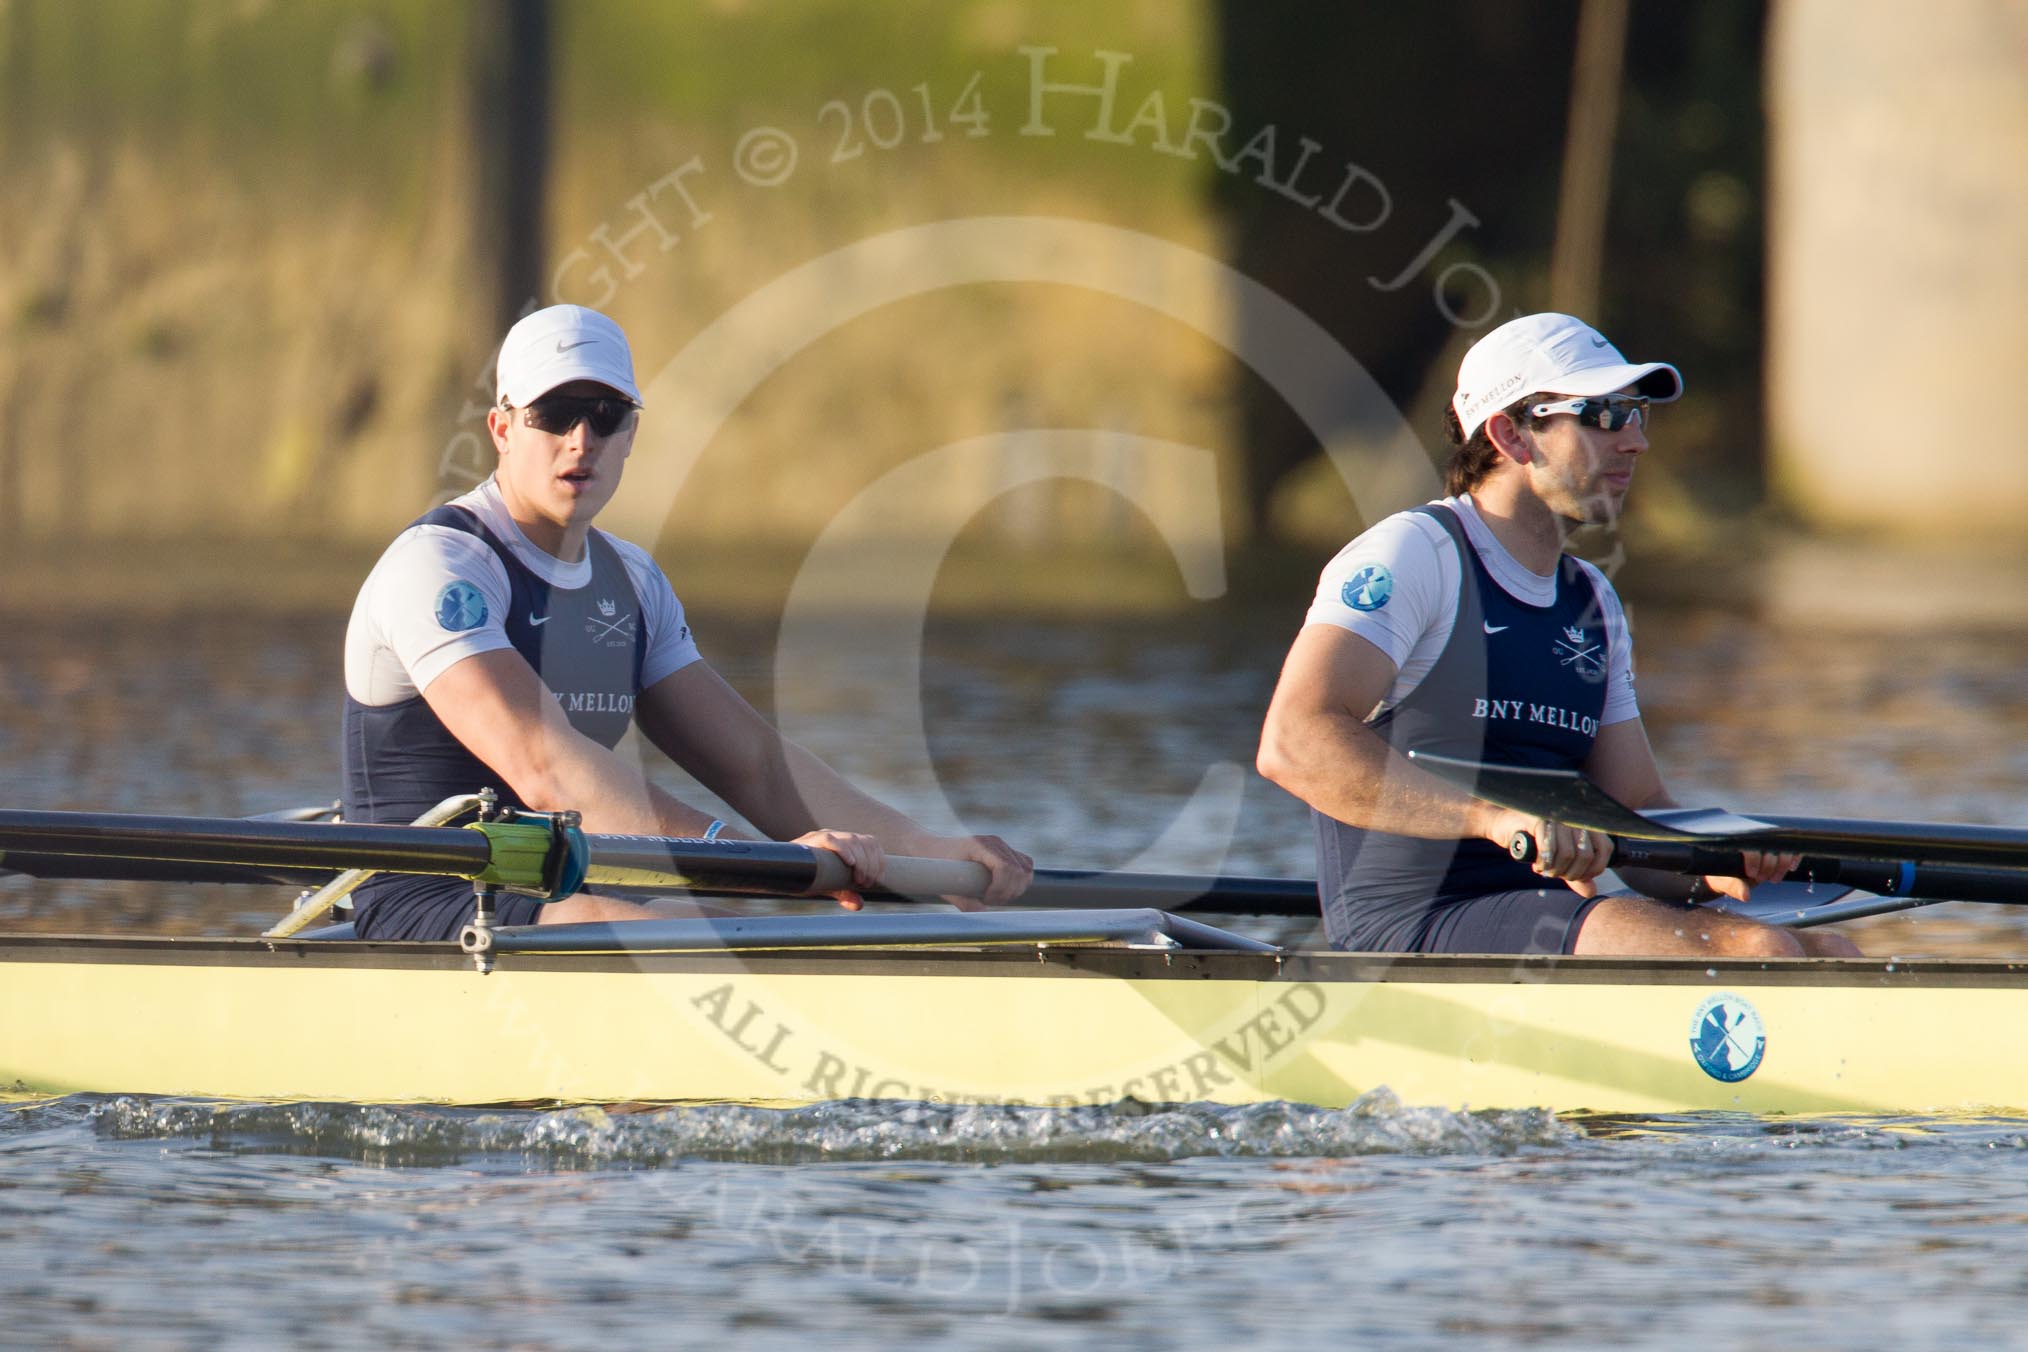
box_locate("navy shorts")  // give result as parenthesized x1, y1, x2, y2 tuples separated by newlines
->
(1352, 888, 1604, 956)
(352, 876, 545, 942)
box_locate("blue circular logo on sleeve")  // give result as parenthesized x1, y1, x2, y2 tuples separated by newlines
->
(434, 580, 490, 632)
(1341, 564, 1394, 612)
(1689, 993, 1766, 1083)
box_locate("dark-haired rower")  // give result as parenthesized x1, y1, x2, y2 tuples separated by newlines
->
(1258, 312, 1858, 958)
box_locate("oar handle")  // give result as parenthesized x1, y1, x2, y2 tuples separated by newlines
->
(1509, 831, 1861, 883)
(809, 850, 992, 899)
(1507, 831, 1751, 876)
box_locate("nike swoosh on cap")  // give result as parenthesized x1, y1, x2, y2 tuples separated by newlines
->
(556, 338, 596, 352)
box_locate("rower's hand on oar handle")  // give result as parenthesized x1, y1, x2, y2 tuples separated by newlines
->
(1503, 819, 1803, 903)
(1700, 848, 1803, 904)
(926, 833, 1034, 910)
(797, 832, 1031, 910)
(864, 835, 1033, 910)
(792, 829, 886, 911)
(1499, 813, 1613, 893)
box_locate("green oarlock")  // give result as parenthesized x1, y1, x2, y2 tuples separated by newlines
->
(466, 820, 560, 893)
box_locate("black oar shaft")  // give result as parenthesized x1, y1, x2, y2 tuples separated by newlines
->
(1510, 832, 1775, 876)
(0, 809, 490, 878)
(0, 808, 1326, 918)
(1510, 830, 2028, 907)
(588, 842, 1320, 914)
(582, 836, 832, 894)
(1751, 816, 2028, 866)
(1787, 858, 2028, 906)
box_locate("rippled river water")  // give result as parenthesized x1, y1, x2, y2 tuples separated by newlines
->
(8, 593, 2028, 1346)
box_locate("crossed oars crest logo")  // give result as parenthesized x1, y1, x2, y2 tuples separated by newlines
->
(585, 598, 635, 646)
(1553, 623, 1603, 680)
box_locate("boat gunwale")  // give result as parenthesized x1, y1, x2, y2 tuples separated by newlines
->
(5, 930, 2028, 988)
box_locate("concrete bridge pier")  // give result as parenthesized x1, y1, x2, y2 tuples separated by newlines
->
(1768, 0, 2028, 537)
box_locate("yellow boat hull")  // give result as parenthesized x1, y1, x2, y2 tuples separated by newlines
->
(4, 934, 2020, 1114)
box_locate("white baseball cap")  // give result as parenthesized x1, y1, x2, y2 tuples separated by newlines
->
(494, 304, 643, 408)
(1451, 312, 1681, 438)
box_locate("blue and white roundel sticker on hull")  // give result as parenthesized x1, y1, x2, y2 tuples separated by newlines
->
(1690, 993, 1766, 1083)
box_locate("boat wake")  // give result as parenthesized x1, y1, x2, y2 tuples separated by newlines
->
(42, 1089, 1577, 1167)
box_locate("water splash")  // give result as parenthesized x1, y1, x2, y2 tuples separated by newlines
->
(59, 1089, 1579, 1167)
(1575, 1110, 2028, 1152)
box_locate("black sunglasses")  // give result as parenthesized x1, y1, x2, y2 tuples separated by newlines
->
(1527, 394, 1649, 432)
(513, 394, 638, 438)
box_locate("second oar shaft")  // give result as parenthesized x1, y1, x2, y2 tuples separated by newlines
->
(585, 838, 1322, 913)
(1509, 830, 2028, 905)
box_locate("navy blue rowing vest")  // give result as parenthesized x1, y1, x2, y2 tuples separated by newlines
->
(341, 505, 649, 837)
(1315, 504, 1611, 950)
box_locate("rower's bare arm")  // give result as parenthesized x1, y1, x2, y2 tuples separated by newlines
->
(634, 664, 1033, 905)
(419, 649, 715, 837)
(1582, 718, 1668, 813)
(1578, 718, 1695, 899)
(1258, 624, 1517, 844)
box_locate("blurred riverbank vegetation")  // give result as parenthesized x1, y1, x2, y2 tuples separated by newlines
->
(2, 0, 1937, 620)
(1, 0, 1237, 587)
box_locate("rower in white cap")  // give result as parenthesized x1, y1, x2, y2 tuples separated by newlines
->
(339, 305, 1032, 940)
(1257, 312, 1861, 958)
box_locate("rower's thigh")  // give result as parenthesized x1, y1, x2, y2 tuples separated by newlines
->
(1573, 896, 1806, 958)
(537, 893, 660, 925)
(536, 894, 741, 925)
(1797, 928, 1862, 957)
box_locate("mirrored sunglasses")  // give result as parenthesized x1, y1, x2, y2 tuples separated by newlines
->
(1527, 394, 1649, 432)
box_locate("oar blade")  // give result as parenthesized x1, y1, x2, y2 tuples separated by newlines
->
(1411, 752, 2028, 869)
(1407, 751, 1717, 840)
